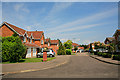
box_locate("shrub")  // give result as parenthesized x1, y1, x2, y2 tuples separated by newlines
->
(113, 55, 120, 61)
(2, 36, 26, 62)
(57, 43, 66, 55)
(97, 52, 102, 56)
(66, 49, 72, 55)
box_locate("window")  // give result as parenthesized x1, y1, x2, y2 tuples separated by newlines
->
(23, 36, 26, 42)
(30, 38, 32, 43)
(48, 43, 50, 46)
(41, 40, 43, 45)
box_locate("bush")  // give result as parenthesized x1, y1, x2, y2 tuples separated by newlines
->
(97, 52, 102, 56)
(113, 55, 120, 61)
(66, 49, 72, 55)
(2, 36, 26, 62)
(57, 43, 66, 55)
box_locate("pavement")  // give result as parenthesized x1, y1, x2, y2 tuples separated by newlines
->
(3, 52, 118, 78)
(89, 54, 120, 65)
(2, 55, 71, 75)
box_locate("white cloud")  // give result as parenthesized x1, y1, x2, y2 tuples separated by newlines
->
(26, 26, 31, 30)
(47, 8, 117, 32)
(14, 3, 29, 13)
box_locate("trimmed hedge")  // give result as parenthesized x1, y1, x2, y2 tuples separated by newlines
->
(113, 55, 120, 61)
(66, 49, 72, 55)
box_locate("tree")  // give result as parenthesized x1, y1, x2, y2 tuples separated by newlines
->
(74, 46, 78, 53)
(57, 42, 66, 55)
(79, 45, 88, 49)
(64, 40, 72, 49)
(2, 35, 26, 62)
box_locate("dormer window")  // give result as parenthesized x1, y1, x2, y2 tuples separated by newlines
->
(23, 36, 26, 42)
(48, 43, 50, 46)
(30, 38, 32, 43)
(41, 40, 43, 45)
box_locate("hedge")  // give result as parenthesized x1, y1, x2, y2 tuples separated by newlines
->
(66, 49, 72, 55)
(113, 55, 120, 61)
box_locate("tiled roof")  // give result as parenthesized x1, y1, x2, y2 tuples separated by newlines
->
(4, 22, 26, 35)
(78, 47, 84, 49)
(23, 42, 40, 48)
(27, 31, 43, 39)
(4, 22, 43, 39)
(50, 40, 59, 44)
(45, 38, 50, 43)
(106, 37, 115, 42)
(72, 43, 79, 46)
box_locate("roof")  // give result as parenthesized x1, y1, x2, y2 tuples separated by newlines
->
(78, 47, 84, 49)
(113, 29, 120, 36)
(45, 38, 50, 43)
(23, 42, 40, 48)
(2, 22, 44, 39)
(4, 22, 26, 35)
(72, 43, 79, 46)
(27, 31, 43, 39)
(106, 37, 115, 42)
(50, 40, 59, 44)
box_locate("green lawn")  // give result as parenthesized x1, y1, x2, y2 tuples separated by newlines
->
(71, 53, 76, 55)
(2, 57, 56, 64)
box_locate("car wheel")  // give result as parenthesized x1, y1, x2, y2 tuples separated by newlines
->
(50, 55, 52, 57)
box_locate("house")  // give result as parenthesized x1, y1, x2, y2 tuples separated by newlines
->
(0, 22, 45, 58)
(104, 37, 115, 44)
(50, 40, 59, 54)
(72, 43, 79, 52)
(113, 29, 120, 52)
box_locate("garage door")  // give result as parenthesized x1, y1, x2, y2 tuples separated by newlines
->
(26, 48, 31, 58)
(33, 48, 36, 56)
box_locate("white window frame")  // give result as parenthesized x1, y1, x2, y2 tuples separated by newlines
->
(23, 36, 26, 42)
(41, 40, 43, 45)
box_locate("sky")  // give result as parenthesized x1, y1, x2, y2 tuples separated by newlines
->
(2, 2, 118, 45)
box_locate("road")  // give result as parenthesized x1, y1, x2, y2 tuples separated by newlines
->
(3, 52, 118, 78)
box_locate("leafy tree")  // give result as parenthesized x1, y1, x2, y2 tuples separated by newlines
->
(64, 40, 72, 49)
(74, 46, 78, 52)
(79, 45, 88, 49)
(2, 35, 26, 62)
(57, 42, 66, 55)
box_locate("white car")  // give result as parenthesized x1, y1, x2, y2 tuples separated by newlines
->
(37, 49, 55, 58)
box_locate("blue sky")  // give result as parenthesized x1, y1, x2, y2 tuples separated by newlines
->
(2, 2, 118, 45)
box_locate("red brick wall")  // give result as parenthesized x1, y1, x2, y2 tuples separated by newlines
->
(1, 24, 14, 37)
(50, 44, 59, 55)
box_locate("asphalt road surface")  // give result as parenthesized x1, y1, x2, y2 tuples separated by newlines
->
(3, 53, 118, 78)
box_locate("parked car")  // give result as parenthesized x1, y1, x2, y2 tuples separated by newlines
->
(37, 49, 55, 58)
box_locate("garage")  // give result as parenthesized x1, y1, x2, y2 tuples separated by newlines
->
(26, 48, 31, 58)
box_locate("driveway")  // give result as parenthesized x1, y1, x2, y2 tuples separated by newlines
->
(3, 52, 118, 78)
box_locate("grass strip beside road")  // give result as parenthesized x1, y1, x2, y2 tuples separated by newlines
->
(2, 57, 56, 64)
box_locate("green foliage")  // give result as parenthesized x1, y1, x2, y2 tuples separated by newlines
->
(74, 46, 78, 51)
(12, 32, 19, 37)
(0, 36, 2, 63)
(66, 49, 72, 55)
(113, 54, 120, 61)
(2, 36, 26, 62)
(79, 45, 88, 49)
(102, 53, 112, 58)
(108, 43, 115, 53)
(64, 40, 72, 49)
(57, 43, 66, 55)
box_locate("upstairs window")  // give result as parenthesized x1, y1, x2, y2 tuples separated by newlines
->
(41, 40, 43, 45)
(30, 38, 32, 43)
(48, 43, 50, 46)
(23, 36, 26, 42)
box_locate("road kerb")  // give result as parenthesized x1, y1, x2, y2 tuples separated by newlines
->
(2, 55, 71, 75)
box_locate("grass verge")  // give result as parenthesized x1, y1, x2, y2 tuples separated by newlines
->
(2, 57, 56, 64)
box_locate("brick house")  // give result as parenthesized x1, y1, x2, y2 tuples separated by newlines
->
(0, 22, 45, 58)
(104, 37, 115, 44)
(50, 40, 59, 54)
(113, 29, 120, 52)
(72, 43, 79, 52)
